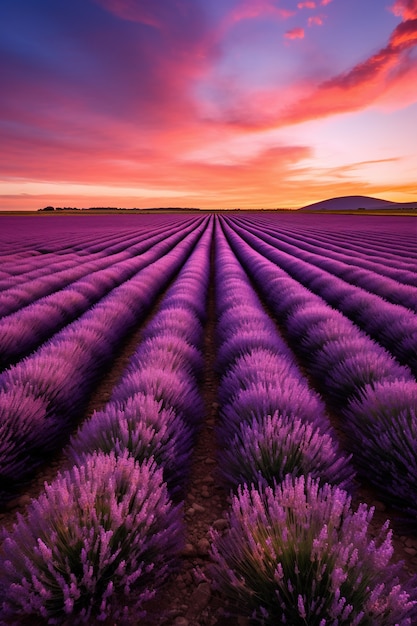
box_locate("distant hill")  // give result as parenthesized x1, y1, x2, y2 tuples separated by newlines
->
(298, 195, 416, 211)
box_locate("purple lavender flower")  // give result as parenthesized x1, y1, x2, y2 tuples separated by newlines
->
(141, 306, 203, 349)
(68, 393, 194, 493)
(111, 366, 204, 428)
(0, 451, 183, 624)
(216, 329, 288, 372)
(219, 378, 330, 441)
(217, 348, 299, 404)
(345, 380, 417, 516)
(0, 389, 50, 499)
(210, 474, 417, 624)
(128, 334, 204, 381)
(219, 413, 354, 491)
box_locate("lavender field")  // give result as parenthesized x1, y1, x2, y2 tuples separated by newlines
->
(0, 212, 417, 625)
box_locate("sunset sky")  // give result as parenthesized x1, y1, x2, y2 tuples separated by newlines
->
(1, 0, 417, 210)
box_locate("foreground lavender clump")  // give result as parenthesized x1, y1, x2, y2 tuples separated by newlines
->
(0, 451, 183, 624)
(210, 475, 417, 625)
(345, 380, 417, 516)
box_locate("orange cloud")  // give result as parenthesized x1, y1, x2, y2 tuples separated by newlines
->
(390, 17, 417, 46)
(0, 141, 314, 211)
(285, 27, 305, 40)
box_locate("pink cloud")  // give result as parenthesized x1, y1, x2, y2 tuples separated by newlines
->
(390, 0, 417, 19)
(308, 15, 324, 26)
(323, 17, 417, 89)
(285, 27, 305, 40)
(279, 13, 417, 125)
(320, 0, 332, 5)
(298, 2, 316, 8)
(222, 0, 294, 28)
(214, 3, 417, 129)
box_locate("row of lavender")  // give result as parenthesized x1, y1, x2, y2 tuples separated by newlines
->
(228, 216, 417, 374)
(0, 216, 187, 297)
(207, 220, 416, 624)
(221, 217, 417, 518)
(0, 217, 213, 623)
(0, 217, 200, 364)
(0, 215, 180, 290)
(0, 216, 208, 504)
(0, 213, 187, 258)
(239, 213, 417, 286)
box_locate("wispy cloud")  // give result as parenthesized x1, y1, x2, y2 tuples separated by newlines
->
(278, 7, 417, 125)
(308, 15, 324, 26)
(285, 27, 305, 40)
(320, 16, 417, 91)
(221, 0, 294, 27)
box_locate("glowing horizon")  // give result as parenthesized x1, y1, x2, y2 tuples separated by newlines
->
(1, 0, 417, 211)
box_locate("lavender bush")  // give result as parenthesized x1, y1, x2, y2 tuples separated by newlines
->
(141, 307, 204, 351)
(129, 334, 204, 380)
(68, 393, 194, 493)
(210, 474, 417, 625)
(110, 366, 204, 428)
(217, 348, 298, 405)
(215, 329, 288, 372)
(219, 378, 330, 442)
(322, 350, 411, 405)
(0, 451, 183, 624)
(0, 389, 50, 495)
(345, 380, 417, 516)
(219, 413, 354, 491)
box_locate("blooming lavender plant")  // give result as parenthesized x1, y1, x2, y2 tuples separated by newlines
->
(216, 306, 280, 346)
(219, 378, 330, 442)
(128, 334, 204, 380)
(0, 451, 183, 624)
(345, 380, 417, 516)
(111, 366, 204, 428)
(217, 348, 298, 405)
(0, 389, 50, 500)
(68, 393, 194, 493)
(210, 475, 417, 625)
(141, 306, 204, 350)
(215, 329, 288, 372)
(323, 351, 411, 405)
(219, 413, 354, 491)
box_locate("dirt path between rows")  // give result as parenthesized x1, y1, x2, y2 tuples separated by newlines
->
(141, 244, 246, 626)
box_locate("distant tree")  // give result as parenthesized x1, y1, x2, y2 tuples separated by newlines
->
(38, 206, 55, 212)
